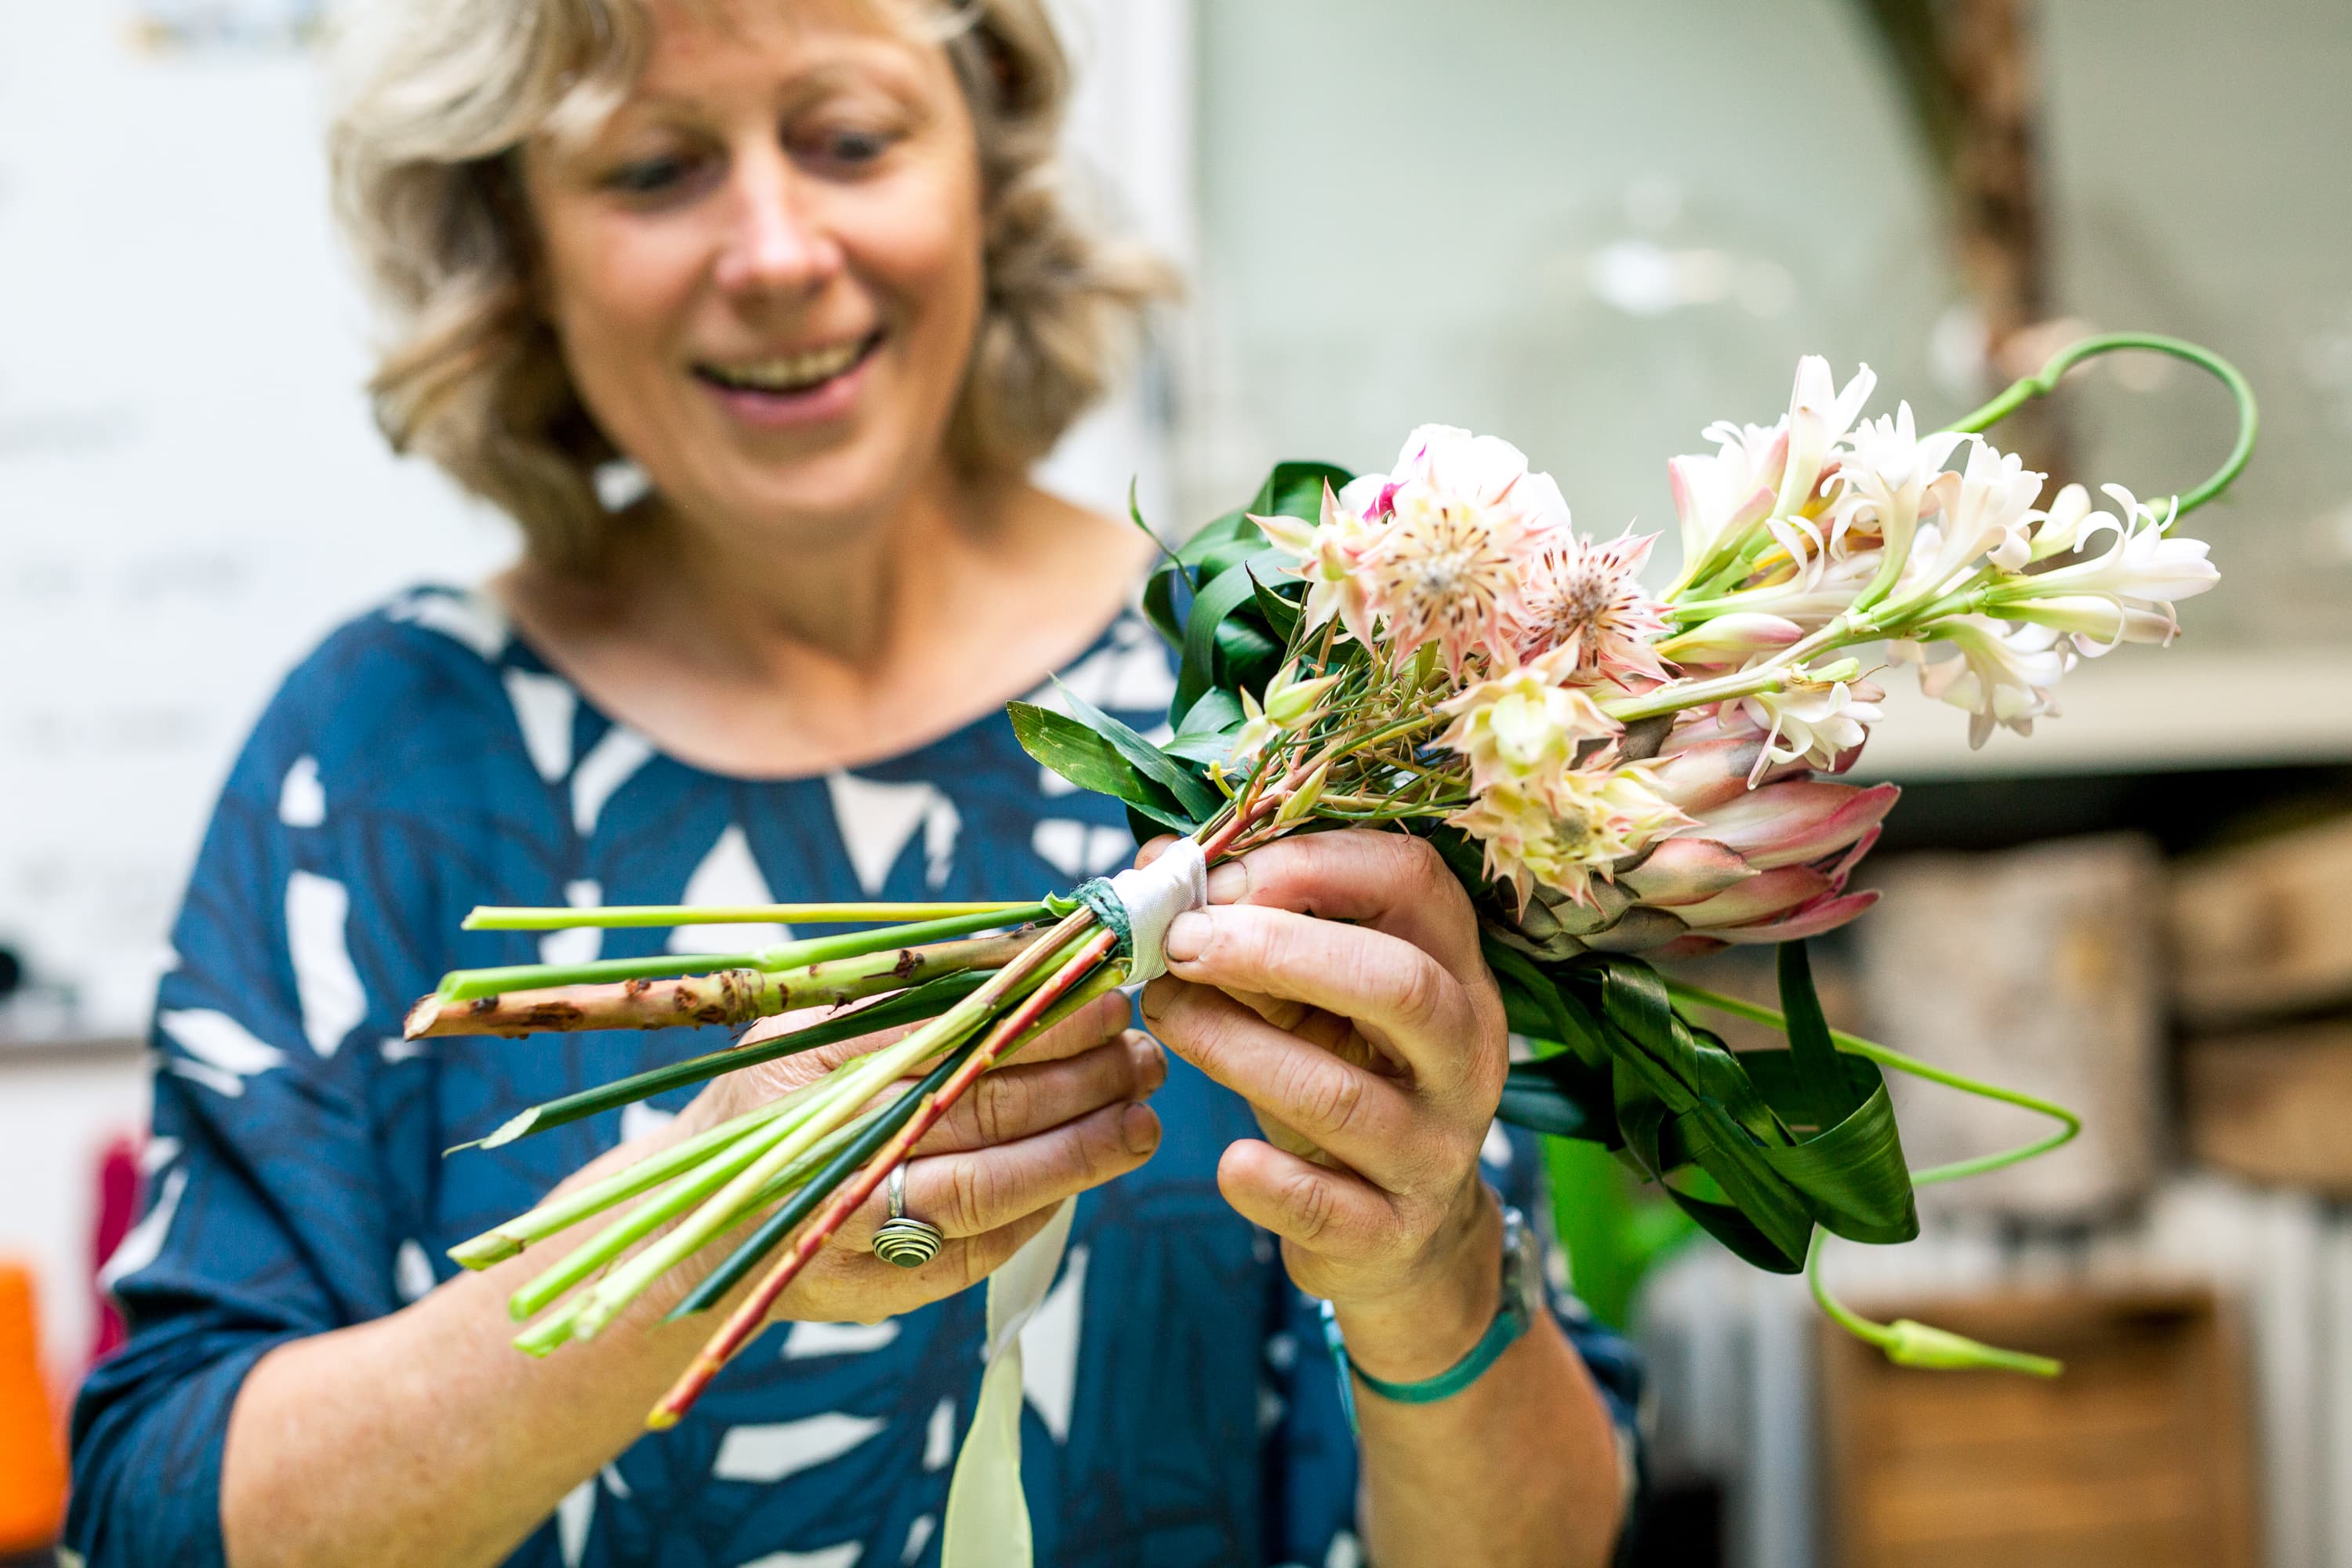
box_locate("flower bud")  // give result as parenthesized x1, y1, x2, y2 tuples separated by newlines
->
(2028, 482, 2092, 561)
(1653, 613, 1805, 665)
(1275, 761, 1330, 825)
(1265, 668, 1342, 729)
(1882, 1318, 2062, 1377)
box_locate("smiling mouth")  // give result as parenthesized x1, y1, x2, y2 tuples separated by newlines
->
(695, 330, 883, 396)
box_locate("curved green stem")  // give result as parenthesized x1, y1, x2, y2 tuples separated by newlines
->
(1942, 332, 2257, 518)
(1805, 1229, 2063, 1378)
(1663, 980, 2081, 1185)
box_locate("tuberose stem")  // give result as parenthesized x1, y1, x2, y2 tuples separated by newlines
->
(405, 934, 1025, 1040)
(450, 970, 991, 1151)
(464, 901, 1046, 931)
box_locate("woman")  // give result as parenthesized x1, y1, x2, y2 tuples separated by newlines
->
(67, 2, 1639, 1564)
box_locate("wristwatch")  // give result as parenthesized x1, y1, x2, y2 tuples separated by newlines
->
(1318, 1202, 1543, 1433)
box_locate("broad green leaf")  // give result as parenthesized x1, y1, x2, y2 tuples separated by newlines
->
(1497, 1069, 1595, 1140)
(1777, 940, 1860, 1131)
(1173, 687, 1244, 738)
(1248, 459, 1355, 524)
(1175, 559, 1274, 717)
(1007, 702, 1197, 832)
(1248, 568, 1303, 643)
(1050, 679, 1221, 822)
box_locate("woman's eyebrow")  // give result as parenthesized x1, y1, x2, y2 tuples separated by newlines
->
(622, 42, 938, 123)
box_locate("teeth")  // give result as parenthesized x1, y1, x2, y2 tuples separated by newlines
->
(706, 340, 864, 393)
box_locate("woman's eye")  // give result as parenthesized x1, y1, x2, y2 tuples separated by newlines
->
(605, 154, 695, 195)
(800, 127, 896, 171)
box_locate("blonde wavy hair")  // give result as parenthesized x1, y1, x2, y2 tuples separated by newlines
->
(328, 0, 1170, 568)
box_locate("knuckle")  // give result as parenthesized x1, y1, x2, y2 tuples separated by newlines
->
(1385, 951, 1450, 1032)
(1280, 1054, 1366, 1142)
(973, 1072, 1024, 1145)
(946, 1157, 996, 1235)
(1285, 1169, 1337, 1243)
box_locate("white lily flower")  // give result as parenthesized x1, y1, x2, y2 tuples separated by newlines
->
(2000, 594, 2178, 654)
(1737, 670, 1884, 777)
(1669, 419, 1786, 578)
(1775, 356, 1879, 520)
(1880, 435, 2045, 615)
(2027, 482, 2093, 562)
(1827, 402, 1968, 602)
(2010, 485, 2220, 605)
(1893, 615, 2071, 749)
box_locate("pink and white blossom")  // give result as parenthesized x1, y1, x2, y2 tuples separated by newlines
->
(1435, 649, 1619, 795)
(1504, 530, 1673, 682)
(1250, 483, 1381, 648)
(1892, 615, 2071, 748)
(1736, 674, 1884, 778)
(1450, 764, 1689, 911)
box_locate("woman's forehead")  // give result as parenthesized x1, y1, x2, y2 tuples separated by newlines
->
(550, 0, 953, 143)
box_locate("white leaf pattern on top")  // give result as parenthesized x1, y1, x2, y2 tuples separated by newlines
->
(782, 1319, 900, 1359)
(572, 724, 657, 837)
(99, 1166, 187, 1294)
(285, 871, 365, 1057)
(1021, 1243, 1088, 1443)
(557, 1477, 595, 1568)
(159, 1009, 285, 1087)
(388, 586, 510, 660)
(504, 669, 578, 783)
(669, 824, 791, 953)
(711, 1412, 887, 1483)
(734, 1545, 862, 1568)
(824, 772, 960, 894)
(278, 755, 325, 827)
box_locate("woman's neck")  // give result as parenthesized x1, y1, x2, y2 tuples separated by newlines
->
(492, 469, 1156, 779)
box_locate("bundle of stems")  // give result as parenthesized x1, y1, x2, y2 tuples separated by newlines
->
(417, 815, 1265, 1427)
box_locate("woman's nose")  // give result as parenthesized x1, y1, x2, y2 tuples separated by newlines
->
(711, 154, 843, 298)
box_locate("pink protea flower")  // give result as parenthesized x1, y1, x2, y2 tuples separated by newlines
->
(1504, 530, 1673, 684)
(1434, 647, 1620, 795)
(1359, 476, 1535, 674)
(1450, 763, 1690, 912)
(1250, 482, 1381, 648)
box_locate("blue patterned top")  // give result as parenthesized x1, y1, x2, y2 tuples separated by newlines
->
(67, 584, 1641, 1568)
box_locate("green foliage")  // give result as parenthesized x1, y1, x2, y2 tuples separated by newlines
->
(1491, 941, 1918, 1274)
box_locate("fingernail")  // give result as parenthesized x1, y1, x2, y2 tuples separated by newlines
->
(1130, 1033, 1167, 1092)
(1164, 910, 1210, 964)
(1207, 861, 1249, 904)
(1120, 1102, 1162, 1155)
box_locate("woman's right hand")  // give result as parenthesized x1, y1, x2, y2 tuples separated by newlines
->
(651, 989, 1164, 1326)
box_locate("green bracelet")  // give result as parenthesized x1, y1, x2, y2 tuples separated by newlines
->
(1318, 1205, 1539, 1434)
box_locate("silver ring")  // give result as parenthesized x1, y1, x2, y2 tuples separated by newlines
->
(873, 1160, 946, 1269)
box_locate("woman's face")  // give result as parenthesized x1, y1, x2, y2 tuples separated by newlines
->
(521, 0, 986, 549)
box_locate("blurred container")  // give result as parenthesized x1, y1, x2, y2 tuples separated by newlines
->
(1818, 1284, 2256, 1568)
(1857, 835, 2165, 1221)
(0, 1261, 66, 1555)
(2183, 1021, 2352, 1196)
(2169, 813, 2352, 1030)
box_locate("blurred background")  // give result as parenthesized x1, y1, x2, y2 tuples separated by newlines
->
(3, 0, 2349, 1561)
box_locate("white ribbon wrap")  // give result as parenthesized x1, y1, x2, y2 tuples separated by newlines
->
(1100, 836, 1209, 985)
(937, 839, 1209, 1566)
(940, 1195, 1076, 1568)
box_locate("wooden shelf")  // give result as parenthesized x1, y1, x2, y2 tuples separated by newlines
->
(1847, 647, 2352, 782)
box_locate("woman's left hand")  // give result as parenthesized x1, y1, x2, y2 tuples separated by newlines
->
(1138, 829, 1512, 1374)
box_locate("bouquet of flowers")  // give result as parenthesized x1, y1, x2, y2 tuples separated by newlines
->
(408, 332, 2254, 1425)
